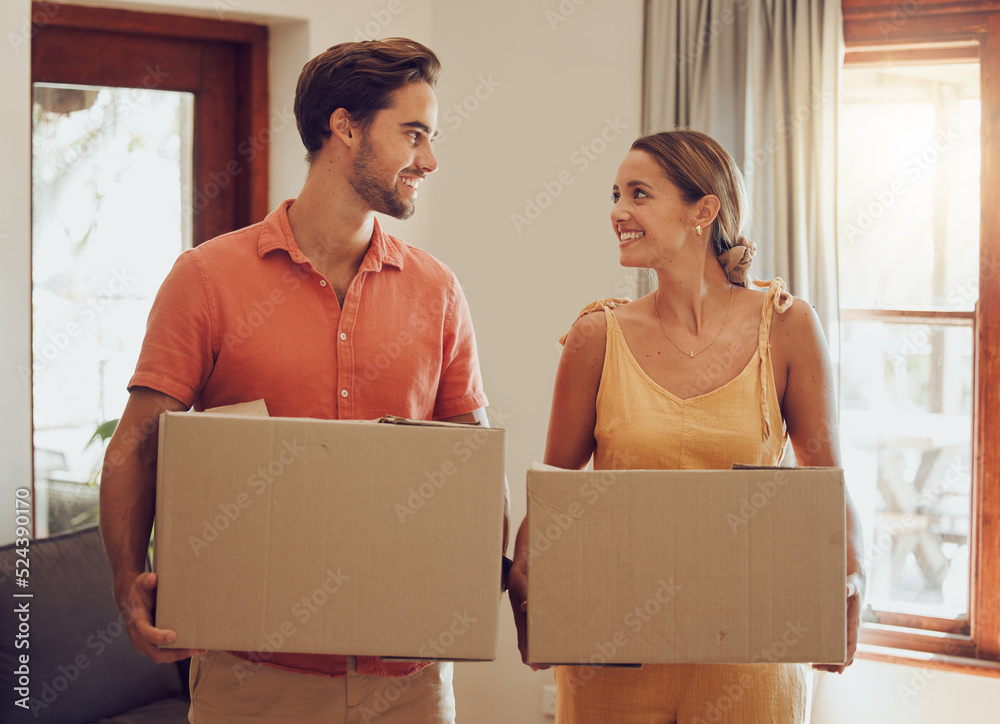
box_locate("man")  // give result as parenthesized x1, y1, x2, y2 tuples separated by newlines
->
(100, 37, 504, 723)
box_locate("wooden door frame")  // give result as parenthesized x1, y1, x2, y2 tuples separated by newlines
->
(31, 2, 270, 240)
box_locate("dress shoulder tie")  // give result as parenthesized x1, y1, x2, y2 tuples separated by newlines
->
(558, 298, 631, 346)
(751, 279, 793, 440)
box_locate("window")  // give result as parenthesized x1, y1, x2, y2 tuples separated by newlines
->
(30, 3, 269, 536)
(32, 84, 194, 534)
(841, 0, 1000, 672)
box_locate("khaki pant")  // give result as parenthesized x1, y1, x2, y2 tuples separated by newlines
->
(189, 651, 455, 724)
(555, 662, 807, 724)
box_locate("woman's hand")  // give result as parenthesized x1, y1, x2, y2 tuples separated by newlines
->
(508, 519, 549, 670)
(813, 572, 864, 673)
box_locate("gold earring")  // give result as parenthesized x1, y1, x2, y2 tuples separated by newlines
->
(695, 225, 703, 236)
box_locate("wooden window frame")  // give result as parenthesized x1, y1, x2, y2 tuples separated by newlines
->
(842, 0, 1000, 675)
(31, 2, 270, 241)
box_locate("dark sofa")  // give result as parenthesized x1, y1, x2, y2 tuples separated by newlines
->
(0, 525, 190, 723)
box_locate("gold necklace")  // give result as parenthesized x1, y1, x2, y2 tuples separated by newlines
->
(653, 284, 735, 358)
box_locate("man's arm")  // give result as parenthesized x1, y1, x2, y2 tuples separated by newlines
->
(437, 408, 509, 555)
(99, 386, 201, 663)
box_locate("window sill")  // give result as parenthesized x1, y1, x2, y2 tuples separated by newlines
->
(857, 643, 1000, 678)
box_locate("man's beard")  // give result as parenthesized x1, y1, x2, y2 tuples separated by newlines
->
(350, 132, 414, 220)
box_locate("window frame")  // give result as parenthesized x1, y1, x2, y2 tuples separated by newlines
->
(30, 2, 270, 246)
(842, 0, 1000, 674)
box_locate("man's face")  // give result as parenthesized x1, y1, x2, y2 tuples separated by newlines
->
(349, 82, 439, 220)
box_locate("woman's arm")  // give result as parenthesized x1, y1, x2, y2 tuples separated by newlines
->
(509, 310, 608, 665)
(543, 310, 608, 469)
(776, 299, 865, 673)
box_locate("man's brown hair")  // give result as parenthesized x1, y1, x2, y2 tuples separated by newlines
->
(294, 37, 441, 164)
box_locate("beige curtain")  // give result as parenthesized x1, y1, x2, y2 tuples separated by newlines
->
(641, 0, 842, 341)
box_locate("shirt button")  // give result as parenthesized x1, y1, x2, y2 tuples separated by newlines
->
(340, 333, 347, 341)
(341, 389, 349, 398)
(320, 280, 327, 287)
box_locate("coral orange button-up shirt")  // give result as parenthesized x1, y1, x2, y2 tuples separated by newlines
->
(130, 200, 488, 678)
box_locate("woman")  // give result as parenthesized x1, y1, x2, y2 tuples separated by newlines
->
(508, 130, 864, 723)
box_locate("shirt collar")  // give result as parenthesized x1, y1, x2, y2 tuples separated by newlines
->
(257, 199, 405, 272)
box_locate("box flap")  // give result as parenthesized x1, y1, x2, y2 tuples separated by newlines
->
(376, 415, 483, 429)
(204, 399, 270, 417)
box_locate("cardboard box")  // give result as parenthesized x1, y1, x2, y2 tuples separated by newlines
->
(154, 408, 506, 661)
(526, 464, 846, 665)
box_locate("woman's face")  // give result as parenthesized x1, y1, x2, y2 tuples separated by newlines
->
(610, 149, 699, 269)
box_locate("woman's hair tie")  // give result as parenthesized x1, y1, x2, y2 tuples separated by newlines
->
(719, 239, 755, 286)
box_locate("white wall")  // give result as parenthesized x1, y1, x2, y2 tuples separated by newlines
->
(812, 658, 1000, 723)
(425, 3, 645, 721)
(4, 1, 999, 722)
(0, 0, 34, 546)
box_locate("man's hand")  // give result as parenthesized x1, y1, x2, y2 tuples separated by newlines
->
(117, 571, 204, 663)
(813, 573, 864, 674)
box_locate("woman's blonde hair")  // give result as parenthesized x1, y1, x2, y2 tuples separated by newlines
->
(630, 130, 755, 286)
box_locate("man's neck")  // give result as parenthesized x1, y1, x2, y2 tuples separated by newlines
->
(288, 170, 375, 264)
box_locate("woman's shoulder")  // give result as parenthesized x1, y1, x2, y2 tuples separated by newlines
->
(767, 291, 828, 366)
(770, 293, 821, 332)
(577, 297, 632, 318)
(559, 297, 631, 352)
